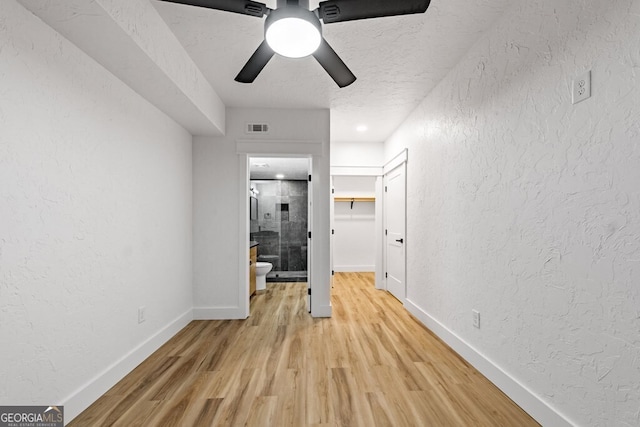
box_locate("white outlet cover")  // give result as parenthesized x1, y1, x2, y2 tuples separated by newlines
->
(472, 309, 480, 328)
(572, 70, 591, 104)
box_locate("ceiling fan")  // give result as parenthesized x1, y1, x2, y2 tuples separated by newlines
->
(158, 0, 431, 87)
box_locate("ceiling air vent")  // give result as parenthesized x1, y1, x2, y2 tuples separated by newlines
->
(246, 123, 269, 134)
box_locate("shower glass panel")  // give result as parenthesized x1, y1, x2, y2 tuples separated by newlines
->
(250, 180, 308, 281)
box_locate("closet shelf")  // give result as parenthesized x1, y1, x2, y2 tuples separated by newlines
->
(334, 197, 375, 202)
(335, 196, 375, 209)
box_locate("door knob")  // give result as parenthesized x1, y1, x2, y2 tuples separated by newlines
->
(396, 238, 404, 243)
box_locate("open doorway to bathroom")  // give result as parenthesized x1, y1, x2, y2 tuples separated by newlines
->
(250, 157, 309, 284)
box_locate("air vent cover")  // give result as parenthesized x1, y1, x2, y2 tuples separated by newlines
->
(246, 123, 269, 134)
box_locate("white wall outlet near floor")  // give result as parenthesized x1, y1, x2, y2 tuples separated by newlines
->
(572, 70, 591, 104)
(138, 306, 146, 324)
(472, 309, 480, 329)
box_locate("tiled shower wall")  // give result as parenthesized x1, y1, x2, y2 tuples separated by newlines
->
(250, 180, 308, 271)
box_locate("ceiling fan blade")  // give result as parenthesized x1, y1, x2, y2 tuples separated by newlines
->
(157, 0, 268, 18)
(312, 39, 356, 88)
(235, 41, 275, 83)
(318, 0, 430, 23)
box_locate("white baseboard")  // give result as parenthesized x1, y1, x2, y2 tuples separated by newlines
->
(334, 265, 375, 272)
(311, 303, 332, 318)
(193, 306, 247, 320)
(404, 299, 576, 427)
(63, 308, 193, 423)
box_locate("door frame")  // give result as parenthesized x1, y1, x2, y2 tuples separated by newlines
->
(329, 166, 385, 288)
(237, 139, 330, 318)
(382, 149, 408, 299)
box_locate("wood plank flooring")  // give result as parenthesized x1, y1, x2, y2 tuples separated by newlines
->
(69, 273, 539, 426)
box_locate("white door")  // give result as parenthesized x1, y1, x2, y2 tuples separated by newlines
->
(384, 163, 406, 302)
(307, 159, 313, 313)
(329, 176, 335, 289)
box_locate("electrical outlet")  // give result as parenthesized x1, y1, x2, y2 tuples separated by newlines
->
(572, 70, 591, 104)
(138, 306, 146, 324)
(472, 309, 480, 329)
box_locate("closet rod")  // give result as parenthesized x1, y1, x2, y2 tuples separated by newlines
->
(334, 197, 375, 202)
(334, 197, 375, 209)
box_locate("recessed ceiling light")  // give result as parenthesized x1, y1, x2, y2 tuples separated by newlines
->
(356, 125, 368, 132)
(275, 174, 285, 179)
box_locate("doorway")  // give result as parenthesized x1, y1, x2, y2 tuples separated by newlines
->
(237, 137, 331, 319)
(249, 156, 312, 313)
(250, 157, 310, 283)
(332, 176, 377, 274)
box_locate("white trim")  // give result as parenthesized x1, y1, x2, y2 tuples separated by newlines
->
(238, 138, 331, 318)
(236, 139, 324, 156)
(307, 157, 314, 313)
(330, 176, 335, 293)
(330, 166, 383, 176)
(404, 299, 576, 427)
(383, 148, 408, 174)
(193, 306, 247, 320)
(334, 265, 375, 272)
(63, 309, 193, 423)
(374, 176, 384, 289)
(238, 155, 250, 319)
(330, 168, 385, 290)
(311, 303, 332, 318)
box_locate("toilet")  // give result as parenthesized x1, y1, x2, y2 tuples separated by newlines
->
(255, 262, 273, 291)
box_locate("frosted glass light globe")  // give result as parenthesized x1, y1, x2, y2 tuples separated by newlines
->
(266, 17, 321, 58)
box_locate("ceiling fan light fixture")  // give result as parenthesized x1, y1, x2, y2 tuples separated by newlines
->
(265, 8, 321, 58)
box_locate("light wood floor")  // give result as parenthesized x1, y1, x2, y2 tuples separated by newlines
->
(69, 273, 539, 426)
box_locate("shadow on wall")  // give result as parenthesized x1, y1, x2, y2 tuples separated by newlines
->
(250, 180, 308, 272)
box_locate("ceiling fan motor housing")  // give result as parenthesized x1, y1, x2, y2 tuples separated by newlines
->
(265, 5, 322, 58)
(266, 5, 322, 35)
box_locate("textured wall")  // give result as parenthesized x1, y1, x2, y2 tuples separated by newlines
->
(331, 141, 384, 167)
(16, 0, 225, 136)
(0, 0, 192, 409)
(385, 0, 640, 425)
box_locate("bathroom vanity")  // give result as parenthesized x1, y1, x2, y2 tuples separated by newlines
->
(250, 241, 258, 297)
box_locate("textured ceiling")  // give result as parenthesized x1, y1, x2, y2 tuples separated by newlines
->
(17, 0, 515, 144)
(152, 0, 514, 143)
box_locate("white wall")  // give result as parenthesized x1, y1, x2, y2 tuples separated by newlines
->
(331, 141, 384, 167)
(0, 0, 193, 420)
(193, 133, 239, 312)
(333, 176, 376, 272)
(385, 0, 640, 425)
(193, 108, 331, 318)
